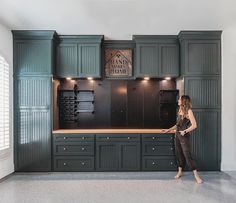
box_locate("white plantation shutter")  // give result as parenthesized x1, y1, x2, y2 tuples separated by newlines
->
(0, 55, 10, 151)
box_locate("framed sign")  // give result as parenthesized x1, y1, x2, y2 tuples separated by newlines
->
(105, 49, 132, 78)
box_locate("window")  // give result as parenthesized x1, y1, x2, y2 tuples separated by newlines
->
(0, 55, 10, 151)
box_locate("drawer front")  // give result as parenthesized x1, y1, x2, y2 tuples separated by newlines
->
(142, 133, 174, 142)
(96, 134, 140, 142)
(142, 156, 177, 171)
(54, 142, 94, 155)
(54, 134, 95, 142)
(142, 143, 175, 156)
(54, 156, 94, 171)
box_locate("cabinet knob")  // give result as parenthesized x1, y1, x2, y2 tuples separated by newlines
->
(82, 137, 85, 140)
(81, 162, 85, 165)
(106, 137, 110, 140)
(63, 162, 67, 166)
(82, 147, 85, 151)
(127, 137, 130, 140)
(171, 162, 173, 165)
(152, 162, 156, 165)
(63, 137, 66, 140)
(171, 147, 173, 151)
(63, 147, 67, 151)
(152, 137, 155, 140)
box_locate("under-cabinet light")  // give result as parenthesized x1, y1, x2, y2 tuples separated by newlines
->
(66, 77, 72, 80)
(87, 77, 93, 80)
(165, 77, 171, 80)
(144, 77, 150, 80)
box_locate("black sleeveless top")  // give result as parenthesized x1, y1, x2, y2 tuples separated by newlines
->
(176, 114, 191, 134)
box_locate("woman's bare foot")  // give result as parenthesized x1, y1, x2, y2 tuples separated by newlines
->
(174, 171, 183, 179)
(194, 175, 203, 184)
(193, 170, 203, 184)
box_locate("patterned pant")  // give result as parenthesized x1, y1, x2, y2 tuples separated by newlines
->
(175, 133, 197, 171)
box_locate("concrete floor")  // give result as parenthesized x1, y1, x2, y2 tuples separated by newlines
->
(0, 172, 236, 203)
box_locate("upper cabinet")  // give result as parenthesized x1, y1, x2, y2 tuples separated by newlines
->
(178, 31, 222, 76)
(133, 36, 179, 78)
(12, 31, 58, 76)
(56, 35, 104, 78)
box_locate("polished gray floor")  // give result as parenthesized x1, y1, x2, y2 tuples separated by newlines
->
(0, 171, 236, 203)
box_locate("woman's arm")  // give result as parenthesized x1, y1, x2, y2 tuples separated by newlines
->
(179, 109, 197, 136)
(163, 125, 177, 133)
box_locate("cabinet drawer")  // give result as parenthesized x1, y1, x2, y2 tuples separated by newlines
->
(54, 156, 94, 171)
(54, 142, 94, 155)
(54, 134, 95, 142)
(142, 143, 175, 156)
(96, 134, 140, 142)
(142, 156, 176, 171)
(142, 133, 174, 142)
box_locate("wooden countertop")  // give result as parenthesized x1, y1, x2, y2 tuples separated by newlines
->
(53, 129, 175, 134)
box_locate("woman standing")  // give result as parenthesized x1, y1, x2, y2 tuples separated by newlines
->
(165, 95, 203, 184)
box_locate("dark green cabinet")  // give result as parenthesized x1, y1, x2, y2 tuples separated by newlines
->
(134, 36, 179, 78)
(178, 31, 221, 76)
(190, 109, 220, 170)
(179, 31, 222, 171)
(53, 133, 95, 171)
(96, 134, 141, 171)
(141, 133, 176, 171)
(56, 36, 103, 78)
(12, 31, 57, 171)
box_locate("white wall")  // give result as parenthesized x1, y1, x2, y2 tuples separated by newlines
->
(221, 27, 236, 171)
(0, 22, 14, 179)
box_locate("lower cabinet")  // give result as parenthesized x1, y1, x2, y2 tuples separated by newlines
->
(53, 133, 176, 171)
(96, 134, 141, 171)
(53, 133, 95, 171)
(141, 133, 177, 171)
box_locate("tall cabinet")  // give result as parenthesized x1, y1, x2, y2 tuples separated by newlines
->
(178, 31, 222, 170)
(13, 31, 58, 171)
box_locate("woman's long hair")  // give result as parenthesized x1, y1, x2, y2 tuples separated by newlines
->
(178, 95, 192, 118)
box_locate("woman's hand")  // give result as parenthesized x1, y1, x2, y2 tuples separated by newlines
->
(179, 131, 185, 136)
(162, 129, 170, 133)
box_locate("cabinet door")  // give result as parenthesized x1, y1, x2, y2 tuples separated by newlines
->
(78, 44, 101, 78)
(181, 39, 220, 75)
(14, 40, 52, 75)
(190, 109, 220, 170)
(14, 77, 52, 171)
(159, 43, 179, 77)
(96, 142, 118, 171)
(56, 43, 78, 77)
(136, 43, 158, 77)
(119, 143, 140, 171)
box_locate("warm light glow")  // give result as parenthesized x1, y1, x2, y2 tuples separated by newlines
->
(87, 77, 93, 80)
(165, 77, 171, 80)
(66, 77, 72, 80)
(144, 77, 150, 80)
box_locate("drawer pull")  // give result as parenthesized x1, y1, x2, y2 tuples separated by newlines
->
(81, 162, 85, 165)
(82, 147, 85, 151)
(106, 137, 110, 140)
(63, 137, 66, 140)
(63, 147, 67, 151)
(171, 162, 173, 165)
(152, 147, 155, 151)
(171, 147, 173, 151)
(127, 137, 130, 140)
(63, 162, 67, 166)
(82, 137, 85, 140)
(152, 137, 155, 140)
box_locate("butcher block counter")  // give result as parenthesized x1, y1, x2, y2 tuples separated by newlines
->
(53, 129, 175, 134)
(53, 129, 176, 172)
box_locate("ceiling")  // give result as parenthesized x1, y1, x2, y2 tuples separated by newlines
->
(0, 0, 235, 39)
